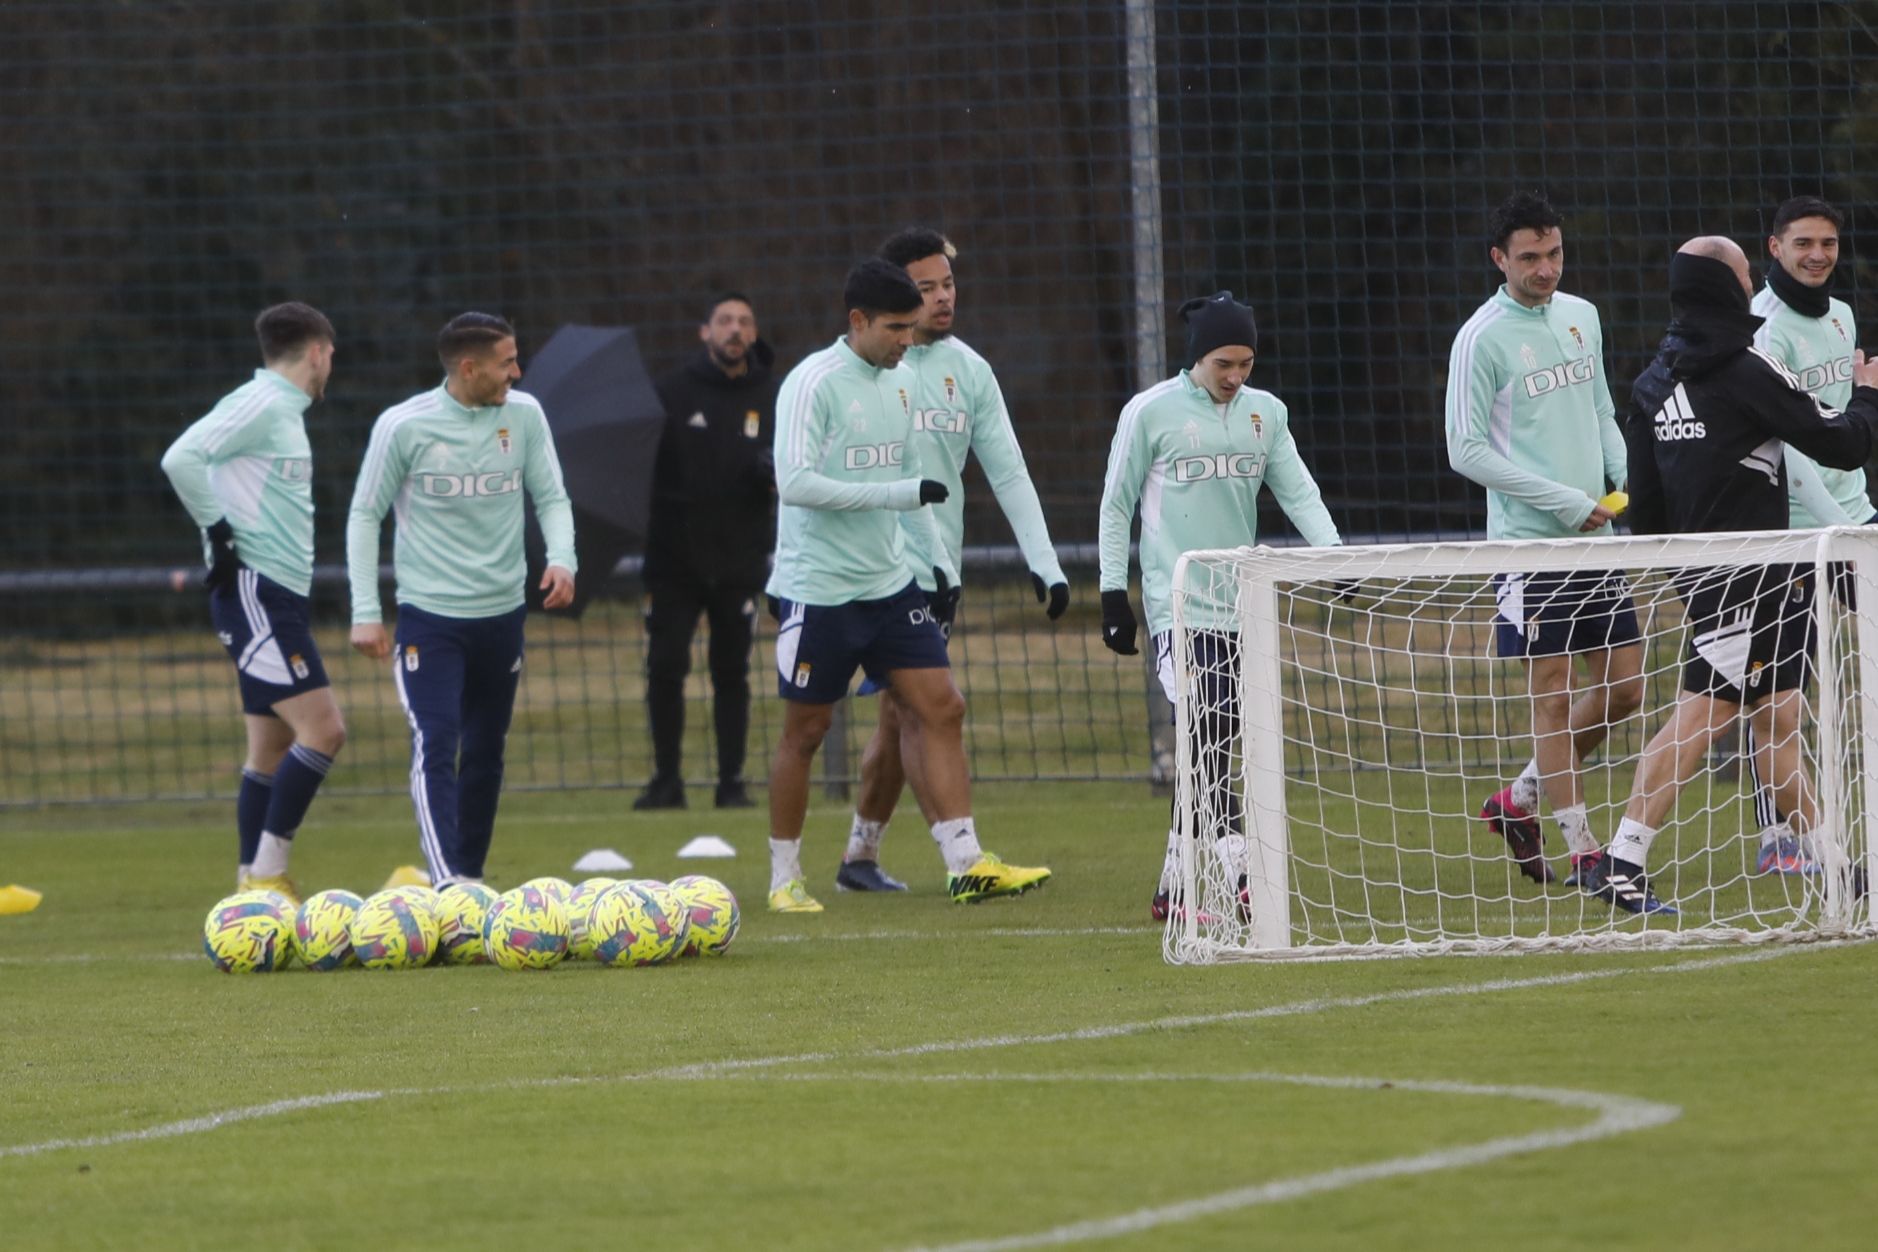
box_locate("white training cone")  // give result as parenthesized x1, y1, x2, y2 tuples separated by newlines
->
(573, 848, 634, 873)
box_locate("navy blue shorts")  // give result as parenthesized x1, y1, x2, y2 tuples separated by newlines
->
(1679, 565, 1813, 704)
(1493, 569, 1641, 659)
(773, 581, 949, 704)
(856, 601, 952, 697)
(208, 568, 330, 715)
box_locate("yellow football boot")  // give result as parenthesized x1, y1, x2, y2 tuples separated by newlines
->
(767, 878, 825, 913)
(382, 865, 432, 891)
(241, 873, 302, 907)
(947, 853, 1051, 903)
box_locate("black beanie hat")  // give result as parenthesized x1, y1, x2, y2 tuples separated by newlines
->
(1180, 291, 1258, 364)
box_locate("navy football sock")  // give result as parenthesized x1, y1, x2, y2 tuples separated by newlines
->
(262, 743, 333, 841)
(238, 768, 274, 866)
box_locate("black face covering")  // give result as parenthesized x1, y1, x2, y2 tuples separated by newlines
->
(1669, 252, 1753, 318)
(1767, 254, 1832, 318)
(1662, 251, 1766, 375)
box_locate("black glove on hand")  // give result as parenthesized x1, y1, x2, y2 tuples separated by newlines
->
(919, 479, 949, 505)
(765, 594, 781, 622)
(1100, 588, 1138, 655)
(1331, 579, 1362, 605)
(928, 566, 962, 636)
(202, 518, 242, 592)
(1030, 572, 1070, 621)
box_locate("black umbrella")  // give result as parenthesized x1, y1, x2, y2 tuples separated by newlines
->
(522, 324, 665, 534)
(520, 324, 667, 616)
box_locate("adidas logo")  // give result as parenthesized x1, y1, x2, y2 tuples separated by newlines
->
(847, 400, 863, 413)
(687, 411, 707, 428)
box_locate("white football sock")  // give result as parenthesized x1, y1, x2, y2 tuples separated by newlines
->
(1510, 759, 1542, 812)
(768, 837, 804, 892)
(250, 832, 292, 878)
(845, 815, 886, 863)
(1609, 817, 1657, 869)
(1808, 832, 1850, 874)
(931, 817, 983, 873)
(236, 864, 251, 888)
(1758, 821, 1788, 849)
(1214, 833, 1250, 880)
(1158, 828, 1180, 892)
(1553, 804, 1598, 856)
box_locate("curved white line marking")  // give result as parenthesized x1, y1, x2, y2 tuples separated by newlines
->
(1, 946, 1791, 1161)
(0, 1067, 1679, 1252)
(2, 1091, 390, 1159)
(890, 1073, 1678, 1252)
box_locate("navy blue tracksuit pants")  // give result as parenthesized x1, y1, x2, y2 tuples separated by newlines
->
(391, 603, 527, 883)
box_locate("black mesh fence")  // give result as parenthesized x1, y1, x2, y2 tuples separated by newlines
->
(6, 1, 1878, 804)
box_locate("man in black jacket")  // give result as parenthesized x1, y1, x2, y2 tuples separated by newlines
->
(1606, 237, 1878, 913)
(635, 293, 779, 810)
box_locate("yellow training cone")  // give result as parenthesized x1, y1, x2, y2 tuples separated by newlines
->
(0, 885, 43, 915)
(1598, 490, 1629, 517)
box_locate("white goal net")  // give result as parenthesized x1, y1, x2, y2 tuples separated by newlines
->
(1163, 528, 1878, 962)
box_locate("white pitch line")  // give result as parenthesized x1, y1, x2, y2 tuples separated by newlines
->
(653, 945, 1802, 1079)
(756, 925, 1154, 944)
(0, 944, 1798, 1162)
(0, 1091, 390, 1159)
(892, 1073, 1679, 1252)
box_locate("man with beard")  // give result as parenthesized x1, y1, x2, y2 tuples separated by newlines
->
(1614, 237, 1878, 914)
(634, 293, 779, 811)
(160, 302, 346, 902)
(1743, 196, 1874, 874)
(832, 228, 1070, 893)
(1446, 191, 1643, 890)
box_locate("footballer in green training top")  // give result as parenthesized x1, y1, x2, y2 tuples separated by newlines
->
(1444, 191, 1644, 890)
(830, 227, 1071, 895)
(345, 312, 577, 890)
(1098, 290, 1344, 922)
(1743, 194, 1872, 875)
(159, 302, 347, 903)
(762, 258, 1051, 914)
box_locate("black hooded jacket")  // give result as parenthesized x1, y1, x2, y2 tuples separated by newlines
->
(1625, 252, 1878, 537)
(643, 340, 779, 589)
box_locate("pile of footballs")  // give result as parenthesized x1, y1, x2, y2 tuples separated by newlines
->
(201, 875, 738, 972)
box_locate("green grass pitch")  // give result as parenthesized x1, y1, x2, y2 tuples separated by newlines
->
(3, 782, 1876, 1250)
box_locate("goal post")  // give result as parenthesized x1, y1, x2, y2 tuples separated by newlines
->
(1163, 527, 1878, 963)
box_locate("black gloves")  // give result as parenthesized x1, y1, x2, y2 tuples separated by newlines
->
(1331, 579, 1362, 605)
(1030, 573, 1070, 621)
(919, 479, 949, 505)
(928, 566, 962, 636)
(202, 519, 242, 592)
(765, 594, 781, 622)
(1100, 588, 1138, 655)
